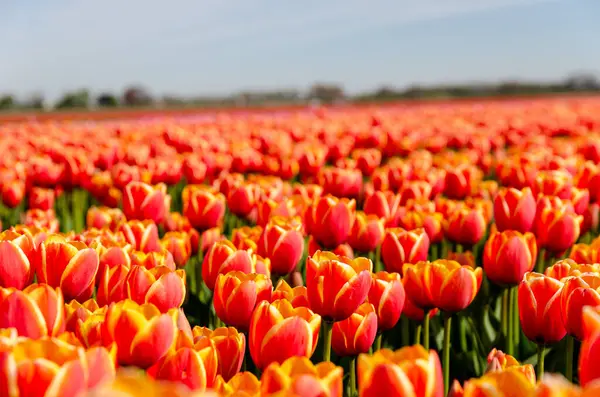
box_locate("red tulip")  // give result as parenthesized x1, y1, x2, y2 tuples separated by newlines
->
(123, 181, 170, 224)
(257, 216, 305, 276)
(304, 195, 356, 249)
(483, 230, 537, 286)
(332, 303, 378, 356)
(380, 228, 429, 274)
(368, 271, 405, 332)
(182, 185, 226, 230)
(347, 212, 385, 253)
(493, 187, 536, 233)
(0, 229, 36, 289)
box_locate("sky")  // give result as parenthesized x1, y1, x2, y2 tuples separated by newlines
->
(1, 0, 599, 101)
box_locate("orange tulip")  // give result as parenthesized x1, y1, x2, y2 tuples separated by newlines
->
(445, 207, 487, 246)
(0, 338, 115, 397)
(518, 273, 566, 344)
(123, 181, 170, 224)
(101, 300, 178, 368)
(147, 338, 219, 391)
(533, 170, 573, 199)
(213, 271, 272, 331)
(214, 371, 261, 397)
(397, 210, 445, 244)
(444, 164, 481, 200)
(368, 271, 405, 332)
(363, 191, 400, 225)
(380, 227, 430, 273)
(358, 345, 443, 397)
(118, 220, 162, 253)
(460, 368, 534, 397)
(257, 217, 305, 275)
(1, 179, 25, 208)
(493, 187, 537, 233)
(249, 299, 321, 370)
(64, 298, 106, 333)
(199, 227, 224, 254)
(37, 236, 100, 301)
(0, 283, 65, 338)
(331, 303, 378, 357)
(483, 230, 538, 286)
(535, 204, 582, 254)
(306, 251, 372, 321)
(485, 348, 536, 385)
(227, 183, 261, 218)
(347, 212, 385, 253)
(579, 305, 600, 386)
(182, 185, 226, 230)
(160, 231, 192, 267)
(130, 248, 176, 270)
(193, 326, 246, 381)
(86, 206, 125, 230)
(403, 260, 482, 312)
(0, 229, 36, 289)
(535, 373, 581, 397)
(560, 274, 600, 340)
(304, 195, 356, 249)
(307, 236, 354, 260)
(125, 265, 186, 313)
(271, 279, 309, 308)
(201, 240, 270, 291)
(260, 356, 343, 397)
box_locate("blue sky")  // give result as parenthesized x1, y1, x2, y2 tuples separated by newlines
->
(1, 0, 599, 100)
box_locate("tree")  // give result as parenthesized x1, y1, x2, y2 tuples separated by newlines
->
(307, 83, 345, 104)
(123, 86, 153, 107)
(54, 89, 90, 109)
(0, 95, 15, 110)
(97, 93, 119, 107)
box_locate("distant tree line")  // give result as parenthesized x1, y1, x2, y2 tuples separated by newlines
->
(1, 73, 599, 112)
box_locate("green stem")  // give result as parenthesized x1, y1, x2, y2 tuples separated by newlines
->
(374, 244, 382, 272)
(537, 344, 545, 381)
(501, 289, 508, 340)
(443, 315, 452, 397)
(375, 333, 382, 351)
(536, 248, 546, 273)
(349, 356, 357, 397)
(512, 287, 520, 354)
(455, 243, 464, 254)
(415, 324, 422, 345)
(566, 335, 574, 382)
(401, 316, 409, 347)
(507, 288, 514, 356)
(322, 320, 333, 362)
(423, 310, 431, 351)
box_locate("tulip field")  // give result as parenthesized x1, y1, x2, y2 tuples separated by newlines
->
(2, 96, 600, 396)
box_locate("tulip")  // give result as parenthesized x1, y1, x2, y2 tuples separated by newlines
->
(347, 212, 385, 253)
(445, 207, 487, 246)
(201, 240, 270, 291)
(397, 211, 445, 244)
(125, 265, 186, 313)
(261, 356, 343, 397)
(257, 217, 305, 276)
(182, 185, 226, 230)
(318, 166, 362, 199)
(535, 203, 582, 254)
(86, 206, 125, 230)
(519, 273, 566, 379)
(64, 298, 106, 332)
(533, 170, 573, 199)
(483, 230, 538, 286)
(28, 186, 56, 210)
(304, 195, 356, 249)
(227, 183, 261, 218)
(461, 368, 534, 397)
(271, 279, 309, 308)
(307, 236, 354, 259)
(118, 220, 162, 253)
(358, 345, 443, 397)
(536, 373, 582, 397)
(447, 250, 476, 268)
(444, 165, 481, 199)
(580, 305, 600, 386)
(249, 299, 321, 370)
(214, 372, 261, 396)
(147, 338, 219, 391)
(193, 326, 246, 381)
(380, 227, 430, 273)
(101, 300, 178, 368)
(0, 338, 116, 397)
(123, 181, 170, 224)
(368, 271, 405, 333)
(485, 348, 536, 385)
(403, 259, 481, 393)
(1, 179, 25, 208)
(560, 274, 600, 341)
(0, 283, 65, 338)
(363, 190, 400, 224)
(129, 248, 176, 271)
(0, 229, 36, 289)
(213, 271, 272, 331)
(160, 231, 192, 267)
(493, 187, 537, 233)
(37, 236, 100, 302)
(332, 302, 377, 357)
(199, 227, 224, 254)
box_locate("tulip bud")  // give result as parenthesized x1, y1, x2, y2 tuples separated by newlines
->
(579, 305, 600, 386)
(0, 230, 36, 289)
(304, 195, 356, 249)
(380, 228, 430, 273)
(193, 326, 246, 381)
(332, 303, 378, 356)
(347, 212, 385, 253)
(271, 279, 309, 308)
(261, 356, 343, 396)
(483, 230, 537, 286)
(213, 271, 272, 331)
(257, 217, 305, 276)
(368, 272, 405, 332)
(182, 185, 226, 230)
(123, 181, 170, 224)
(493, 187, 536, 233)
